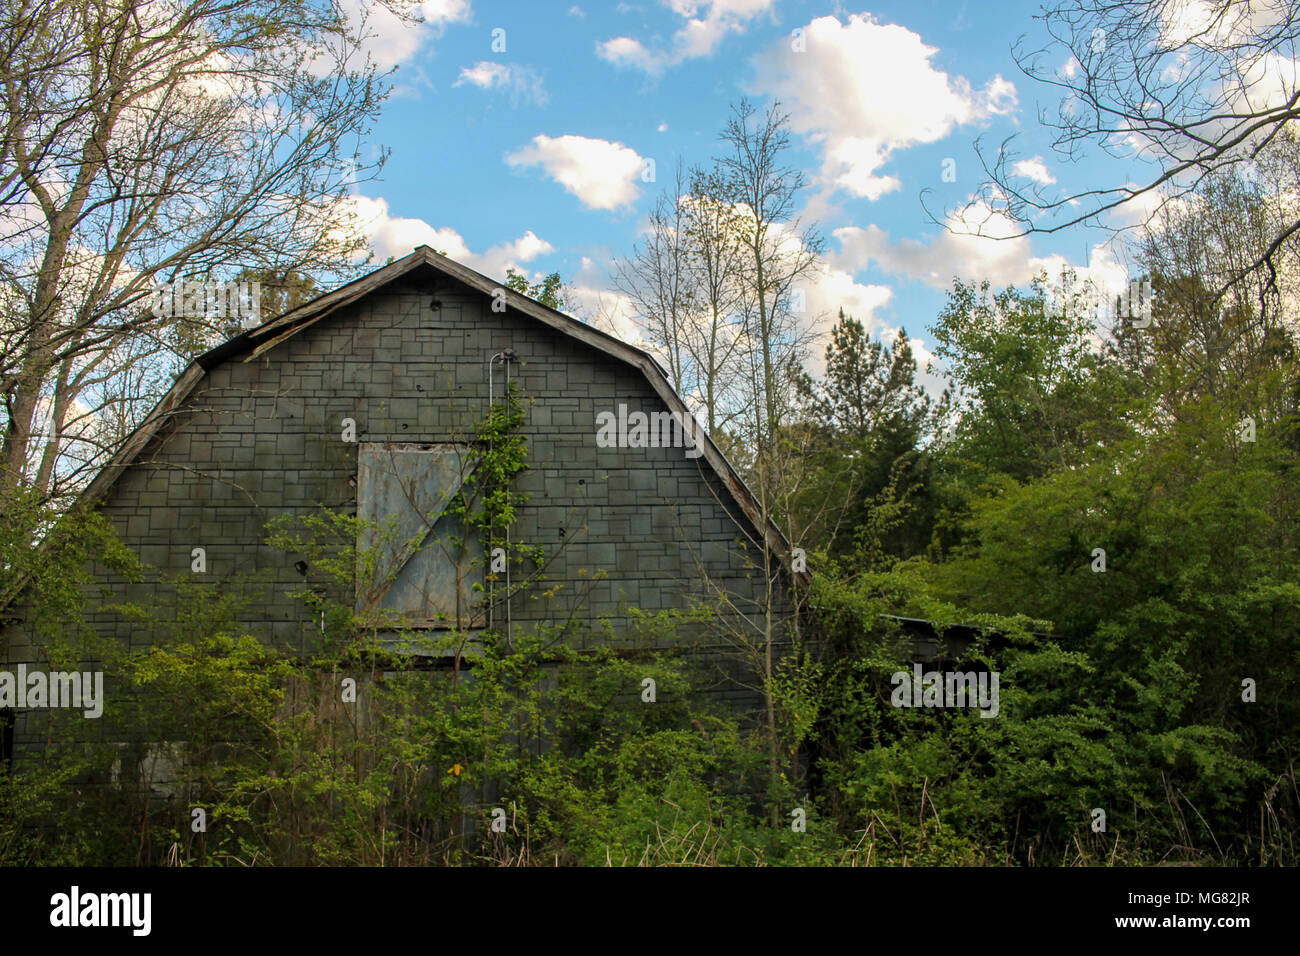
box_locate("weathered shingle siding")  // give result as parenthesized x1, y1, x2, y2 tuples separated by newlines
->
(3, 272, 797, 750)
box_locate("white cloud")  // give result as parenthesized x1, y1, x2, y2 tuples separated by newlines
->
(454, 61, 547, 105)
(567, 256, 646, 344)
(1012, 156, 1057, 184)
(832, 199, 1128, 298)
(1156, 0, 1278, 47)
(422, 0, 472, 21)
(562, 243, 894, 380)
(1098, 4, 1300, 168)
(829, 206, 1131, 396)
(342, 194, 554, 278)
(1106, 182, 1180, 229)
(505, 134, 646, 211)
(749, 14, 1017, 199)
(788, 259, 896, 379)
(983, 75, 1019, 115)
(455, 61, 508, 87)
(802, 264, 893, 336)
(597, 36, 663, 72)
(338, 0, 472, 72)
(597, 0, 777, 74)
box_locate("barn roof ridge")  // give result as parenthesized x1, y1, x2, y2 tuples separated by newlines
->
(74, 246, 803, 580)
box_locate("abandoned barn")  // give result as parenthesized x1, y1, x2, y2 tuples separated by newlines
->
(0, 246, 801, 768)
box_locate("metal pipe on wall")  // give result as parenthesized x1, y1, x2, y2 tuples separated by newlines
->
(486, 350, 515, 645)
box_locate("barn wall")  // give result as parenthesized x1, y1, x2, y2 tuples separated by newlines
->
(2, 268, 797, 757)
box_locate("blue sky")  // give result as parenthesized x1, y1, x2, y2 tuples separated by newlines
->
(345, 0, 1147, 383)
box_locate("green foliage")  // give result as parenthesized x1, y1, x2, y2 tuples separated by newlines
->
(786, 309, 947, 568)
(7, 211, 1300, 866)
(0, 387, 827, 866)
(931, 271, 1139, 483)
(504, 268, 570, 312)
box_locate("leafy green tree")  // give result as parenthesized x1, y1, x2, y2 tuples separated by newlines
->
(788, 311, 945, 568)
(807, 311, 932, 441)
(931, 271, 1137, 484)
(505, 269, 570, 312)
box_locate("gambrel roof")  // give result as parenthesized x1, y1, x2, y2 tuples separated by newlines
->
(77, 246, 802, 577)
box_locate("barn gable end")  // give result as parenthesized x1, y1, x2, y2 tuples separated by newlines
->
(2, 248, 799, 742)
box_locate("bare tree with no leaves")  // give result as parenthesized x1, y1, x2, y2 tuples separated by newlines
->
(947, 0, 1300, 299)
(0, 0, 411, 509)
(610, 161, 748, 435)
